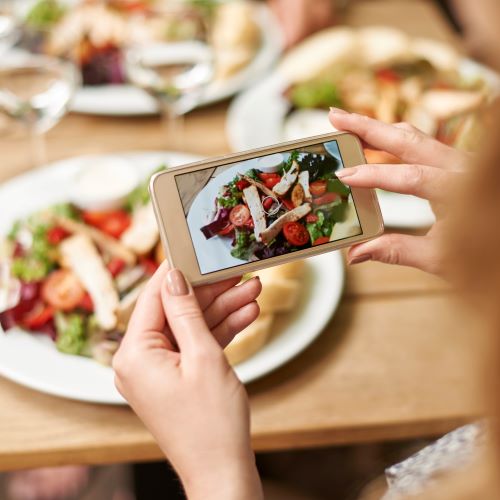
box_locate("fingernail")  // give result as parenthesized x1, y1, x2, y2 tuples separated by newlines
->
(348, 254, 371, 265)
(329, 107, 348, 114)
(166, 269, 189, 296)
(336, 167, 357, 179)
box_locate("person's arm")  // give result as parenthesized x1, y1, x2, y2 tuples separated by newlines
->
(113, 263, 263, 500)
(269, 0, 336, 48)
(329, 108, 467, 277)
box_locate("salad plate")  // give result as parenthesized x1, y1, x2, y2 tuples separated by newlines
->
(226, 28, 500, 228)
(0, 152, 344, 404)
(16, 0, 283, 116)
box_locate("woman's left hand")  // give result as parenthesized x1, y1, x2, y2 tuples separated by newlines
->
(113, 263, 263, 500)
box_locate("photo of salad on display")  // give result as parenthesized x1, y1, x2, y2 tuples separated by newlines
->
(179, 140, 362, 275)
(0, 164, 166, 365)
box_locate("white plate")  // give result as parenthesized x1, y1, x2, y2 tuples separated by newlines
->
(226, 60, 500, 228)
(0, 152, 344, 404)
(69, 4, 283, 116)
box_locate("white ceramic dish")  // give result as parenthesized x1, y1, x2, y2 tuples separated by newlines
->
(0, 152, 344, 404)
(226, 60, 500, 228)
(69, 3, 283, 116)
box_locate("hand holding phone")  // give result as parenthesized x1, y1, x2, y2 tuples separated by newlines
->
(150, 132, 383, 285)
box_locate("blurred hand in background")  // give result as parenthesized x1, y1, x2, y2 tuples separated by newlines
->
(269, 0, 337, 48)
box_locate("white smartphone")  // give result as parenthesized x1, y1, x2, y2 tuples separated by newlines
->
(150, 132, 383, 285)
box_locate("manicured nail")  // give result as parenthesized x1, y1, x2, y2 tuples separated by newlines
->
(166, 269, 189, 296)
(348, 254, 371, 265)
(336, 167, 357, 179)
(329, 107, 348, 114)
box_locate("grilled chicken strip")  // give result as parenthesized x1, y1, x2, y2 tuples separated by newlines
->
(298, 171, 312, 202)
(121, 202, 159, 255)
(60, 234, 120, 330)
(242, 175, 275, 198)
(55, 216, 136, 265)
(243, 185, 266, 242)
(273, 160, 299, 197)
(260, 203, 311, 244)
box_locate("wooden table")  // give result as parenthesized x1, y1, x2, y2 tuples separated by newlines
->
(0, 0, 485, 471)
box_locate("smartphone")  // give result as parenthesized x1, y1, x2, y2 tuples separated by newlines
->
(150, 132, 383, 285)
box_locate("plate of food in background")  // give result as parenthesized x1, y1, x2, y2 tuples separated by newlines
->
(227, 26, 500, 228)
(0, 151, 344, 404)
(15, 0, 283, 115)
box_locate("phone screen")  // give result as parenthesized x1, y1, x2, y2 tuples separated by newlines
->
(175, 140, 362, 275)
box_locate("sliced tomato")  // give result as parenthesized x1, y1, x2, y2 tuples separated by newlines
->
(376, 68, 400, 83)
(258, 173, 281, 189)
(310, 180, 327, 197)
(78, 293, 94, 312)
(283, 222, 309, 247)
(22, 303, 54, 330)
(313, 236, 330, 246)
(218, 223, 235, 237)
(141, 257, 159, 276)
(229, 205, 251, 227)
(82, 210, 131, 238)
(236, 179, 250, 191)
(306, 214, 319, 223)
(281, 198, 295, 211)
(46, 226, 69, 245)
(41, 270, 86, 311)
(313, 192, 339, 206)
(107, 258, 126, 277)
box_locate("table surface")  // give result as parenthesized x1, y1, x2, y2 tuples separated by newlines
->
(0, 0, 485, 471)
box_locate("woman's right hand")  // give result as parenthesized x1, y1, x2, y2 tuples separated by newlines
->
(329, 108, 468, 277)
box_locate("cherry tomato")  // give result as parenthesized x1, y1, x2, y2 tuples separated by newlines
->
(140, 257, 159, 276)
(78, 293, 94, 312)
(281, 198, 295, 211)
(245, 218, 255, 229)
(46, 226, 69, 245)
(218, 223, 235, 237)
(313, 236, 330, 246)
(262, 197, 275, 211)
(41, 270, 86, 311)
(310, 180, 327, 197)
(376, 68, 400, 83)
(283, 222, 309, 246)
(22, 303, 54, 330)
(229, 205, 251, 227)
(306, 214, 319, 223)
(236, 179, 250, 191)
(82, 210, 131, 238)
(258, 173, 281, 189)
(107, 258, 126, 277)
(313, 192, 339, 206)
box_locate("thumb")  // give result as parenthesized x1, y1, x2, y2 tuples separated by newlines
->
(161, 269, 219, 356)
(347, 234, 442, 275)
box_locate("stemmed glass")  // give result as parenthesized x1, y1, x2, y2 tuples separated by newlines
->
(0, 52, 80, 165)
(0, 0, 19, 55)
(125, 2, 215, 149)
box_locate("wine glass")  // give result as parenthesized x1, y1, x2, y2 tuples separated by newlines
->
(0, 1, 19, 55)
(125, 2, 214, 148)
(0, 52, 80, 165)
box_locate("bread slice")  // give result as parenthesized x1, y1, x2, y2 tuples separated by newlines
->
(225, 314, 274, 366)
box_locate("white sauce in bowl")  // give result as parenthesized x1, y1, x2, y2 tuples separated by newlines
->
(257, 153, 283, 173)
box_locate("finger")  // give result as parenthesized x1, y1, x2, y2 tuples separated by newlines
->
(161, 269, 220, 355)
(329, 109, 466, 170)
(194, 276, 242, 311)
(347, 233, 441, 274)
(204, 277, 262, 329)
(212, 301, 261, 349)
(336, 163, 453, 201)
(126, 260, 170, 339)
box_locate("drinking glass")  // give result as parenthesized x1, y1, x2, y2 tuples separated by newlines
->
(0, 52, 80, 165)
(125, 2, 214, 148)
